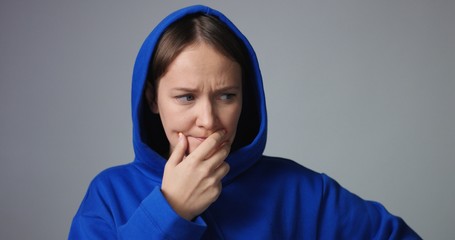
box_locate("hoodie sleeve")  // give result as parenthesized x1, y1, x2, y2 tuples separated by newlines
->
(69, 181, 207, 239)
(317, 174, 421, 239)
(117, 186, 207, 239)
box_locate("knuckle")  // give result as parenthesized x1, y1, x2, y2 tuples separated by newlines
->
(208, 183, 222, 202)
(207, 176, 218, 186)
(215, 147, 229, 158)
(198, 164, 211, 176)
(223, 162, 230, 173)
(206, 137, 218, 146)
(223, 147, 230, 156)
(216, 131, 225, 141)
(185, 158, 198, 169)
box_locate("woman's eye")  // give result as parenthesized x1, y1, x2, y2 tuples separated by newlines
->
(219, 93, 236, 101)
(176, 94, 195, 103)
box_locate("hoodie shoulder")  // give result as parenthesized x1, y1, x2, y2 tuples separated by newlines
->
(257, 156, 322, 180)
(241, 155, 325, 195)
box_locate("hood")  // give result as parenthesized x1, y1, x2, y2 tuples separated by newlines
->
(131, 5, 267, 184)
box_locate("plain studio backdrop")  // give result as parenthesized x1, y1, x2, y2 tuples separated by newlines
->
(1, 1, 453, 239)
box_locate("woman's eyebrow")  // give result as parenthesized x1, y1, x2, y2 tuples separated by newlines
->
(171, 87, 198, 92)
(214, 86, 241, 93)
(171, 86, 241, 92)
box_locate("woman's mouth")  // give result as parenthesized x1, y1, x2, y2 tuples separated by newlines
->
(192, 136, 207, 142)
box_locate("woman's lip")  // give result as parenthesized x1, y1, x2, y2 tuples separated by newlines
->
(195, 137, 207, 141)
(190, 136, 207, 142)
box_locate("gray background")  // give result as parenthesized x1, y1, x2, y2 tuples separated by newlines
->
(1, 0, 453, 239)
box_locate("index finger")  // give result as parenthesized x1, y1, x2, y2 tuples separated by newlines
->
(188, 130, 226, 161)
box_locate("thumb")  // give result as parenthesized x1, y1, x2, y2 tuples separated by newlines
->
(167, 132, 188, 167)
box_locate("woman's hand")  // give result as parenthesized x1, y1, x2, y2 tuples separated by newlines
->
(161, 130, 231, 221)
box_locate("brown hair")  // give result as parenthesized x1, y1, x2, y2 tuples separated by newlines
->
(148, 13, 249, 90)
(144, 13, 258, 155)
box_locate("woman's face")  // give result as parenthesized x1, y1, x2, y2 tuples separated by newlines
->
(151, 42, 242, 155)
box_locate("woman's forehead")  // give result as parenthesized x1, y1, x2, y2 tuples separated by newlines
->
(159, 43, 242, 89)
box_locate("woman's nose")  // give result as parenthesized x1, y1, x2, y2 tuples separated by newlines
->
(196, 99, 218, 130)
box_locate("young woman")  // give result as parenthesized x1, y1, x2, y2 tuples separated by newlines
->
(69, 5, 420, 239)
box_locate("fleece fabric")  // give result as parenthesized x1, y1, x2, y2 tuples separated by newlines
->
(69, 5, 420, 239)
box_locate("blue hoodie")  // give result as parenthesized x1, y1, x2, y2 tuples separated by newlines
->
(69, 5, 420, 239)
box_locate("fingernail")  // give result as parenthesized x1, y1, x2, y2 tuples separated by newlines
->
(178, 132, 183, 141)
